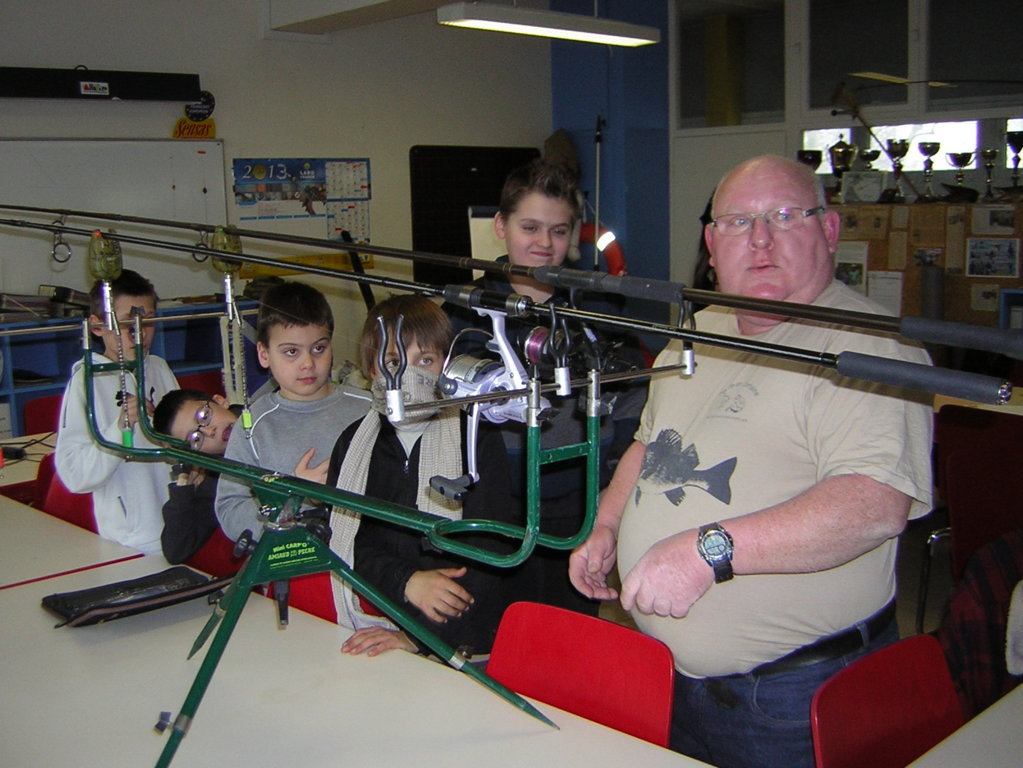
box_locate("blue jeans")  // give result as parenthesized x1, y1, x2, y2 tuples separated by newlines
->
(669, 620, 900, 768)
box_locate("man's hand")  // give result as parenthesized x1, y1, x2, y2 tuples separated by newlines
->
(621, 529, 714, 618)
(568, 523, 620, 601)
(404, 567, 473, 623)
(293, 448, 328, 484)
(341, 627, 416, 657)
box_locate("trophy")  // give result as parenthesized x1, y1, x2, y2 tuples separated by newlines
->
(886, 139, 910, 203)
(828, 135, 857, 204)
(917, 141, 941, 202)
(981, 148, 999, 202)
(1008, 131, 1023, 191)
(858, 148, 881, 170)
(994, 131, 1023, 201)
(947, 151, 974, 187)
(796, 149, 823, 171)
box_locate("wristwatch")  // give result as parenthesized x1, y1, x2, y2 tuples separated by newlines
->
(697, 523, 734, 583)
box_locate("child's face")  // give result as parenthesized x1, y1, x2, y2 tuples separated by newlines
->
(169, 394, 237, 455)
(373, 339, 443, 378)
(495, 191, 574, 270)
(90, 293, 156, 363)
(257, 323, 334, 401)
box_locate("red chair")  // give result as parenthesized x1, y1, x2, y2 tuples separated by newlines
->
(176, 369, 226, 397)
(811, 634, 964, 768)
(486, 601, 675, 746)
(31, 452, 58, 508)
(41, 454, 96, 533)
(184, 528, 241, 578)
(916, 405, 1023, 632)
(22, 393, 64, 435)
(943, 445, 1023, 581)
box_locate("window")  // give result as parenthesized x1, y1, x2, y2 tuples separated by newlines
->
(803, 120, 978, 174)
(677, 0, 784, 128)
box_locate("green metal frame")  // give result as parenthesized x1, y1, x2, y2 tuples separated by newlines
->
(78, 319, 603, 767)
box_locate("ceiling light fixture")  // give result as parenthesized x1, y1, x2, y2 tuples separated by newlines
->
(436, 2, 660, 47)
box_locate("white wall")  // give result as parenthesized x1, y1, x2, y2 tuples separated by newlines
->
(0, 0, 552, 362)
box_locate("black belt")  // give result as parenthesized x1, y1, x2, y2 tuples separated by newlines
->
(746, 600, 897, 679)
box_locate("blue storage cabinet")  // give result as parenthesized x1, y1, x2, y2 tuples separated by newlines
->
(0, 300, 261, 436)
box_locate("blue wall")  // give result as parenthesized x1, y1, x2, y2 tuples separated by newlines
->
(550, 0, 670, 330)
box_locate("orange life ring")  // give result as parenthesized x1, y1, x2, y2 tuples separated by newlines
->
(578, 221, 626, 276)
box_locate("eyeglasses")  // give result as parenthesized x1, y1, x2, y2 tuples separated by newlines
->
(186, 401, 213, 451)
(711, 206, 825, 236)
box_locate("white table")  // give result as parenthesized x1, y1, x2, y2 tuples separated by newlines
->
(0, 496, 142, 589)
(0, 431, 54, 488)
(908, 684, 1023, 767)
(0, 557, 705, 768)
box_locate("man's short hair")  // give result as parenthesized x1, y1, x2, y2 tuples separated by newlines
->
(88, 269, 158, 318)
(256, 281, 334, 346)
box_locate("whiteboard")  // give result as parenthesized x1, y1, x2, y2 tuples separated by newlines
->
(0, 139, 227, 299)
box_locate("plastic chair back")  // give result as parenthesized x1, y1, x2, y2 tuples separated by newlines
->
(944, 440, 1023, 580)
(811, 634, 964, 768)
(184, 528, 241, 578)
(41, 457, 96, 533)
(22, 393, 63, 435)
(176, 369, 226, 397)
(486, 601, 675, 746)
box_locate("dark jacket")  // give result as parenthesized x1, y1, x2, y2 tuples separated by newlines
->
(327, 411, 527, 655)
(161, 471, 219, 564)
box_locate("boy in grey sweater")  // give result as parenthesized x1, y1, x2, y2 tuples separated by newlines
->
(215, 281, 369, 542)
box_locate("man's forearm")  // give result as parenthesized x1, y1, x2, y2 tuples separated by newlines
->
(594, 440, 645, 535)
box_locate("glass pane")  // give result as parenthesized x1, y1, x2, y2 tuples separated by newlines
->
(928, 0, 1023, 109)
(868, 121, 978, 173)
(809, 0, 908, 110)
(1005, 118, 1023, 171)
(804, 121, 978, 180)
(677, 0, 784, 128)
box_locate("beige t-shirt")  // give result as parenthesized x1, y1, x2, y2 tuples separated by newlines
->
(618, 282, 933, 677)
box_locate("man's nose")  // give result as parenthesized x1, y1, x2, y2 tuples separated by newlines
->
(748, 216, 773, 249)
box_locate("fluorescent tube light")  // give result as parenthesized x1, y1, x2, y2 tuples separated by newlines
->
(437, 2, 660, 47)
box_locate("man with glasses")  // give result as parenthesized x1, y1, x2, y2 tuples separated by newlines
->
(570, 155, 933, 768)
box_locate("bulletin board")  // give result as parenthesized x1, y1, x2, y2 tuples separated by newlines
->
(836, 202, 1023, 327)
(0, 138, 228, 299)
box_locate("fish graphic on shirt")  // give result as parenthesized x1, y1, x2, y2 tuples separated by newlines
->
(634, 429, 737, 507)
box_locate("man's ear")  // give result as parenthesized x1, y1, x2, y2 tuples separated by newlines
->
(256, 341, 270, 368)
(211, 393, 230, 408)
(704, 225, 717, 269)
(822, 209, 842, 252)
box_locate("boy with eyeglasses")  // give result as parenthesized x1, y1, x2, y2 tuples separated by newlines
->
(152, 388, 336, 565)
(152, 389, 239, 564)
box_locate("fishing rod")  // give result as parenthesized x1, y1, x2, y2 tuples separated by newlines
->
(2, 206, 1021, 365)
(0, 215, 1016, 405)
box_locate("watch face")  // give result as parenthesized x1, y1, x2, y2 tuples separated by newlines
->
(701, 531, 729, 559)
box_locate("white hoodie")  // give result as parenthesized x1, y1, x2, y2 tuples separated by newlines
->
(55, 352, 179, 555)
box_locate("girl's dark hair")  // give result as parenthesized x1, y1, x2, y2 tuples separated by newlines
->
(359, 294, 453, 378)
(256, 281, 334, 345)
(498, 159, 581, 222)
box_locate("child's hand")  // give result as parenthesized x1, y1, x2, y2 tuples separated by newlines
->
(404, 567, 473, 623)
(341, 627, 416, 656)
(293, 448, 328, 484)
